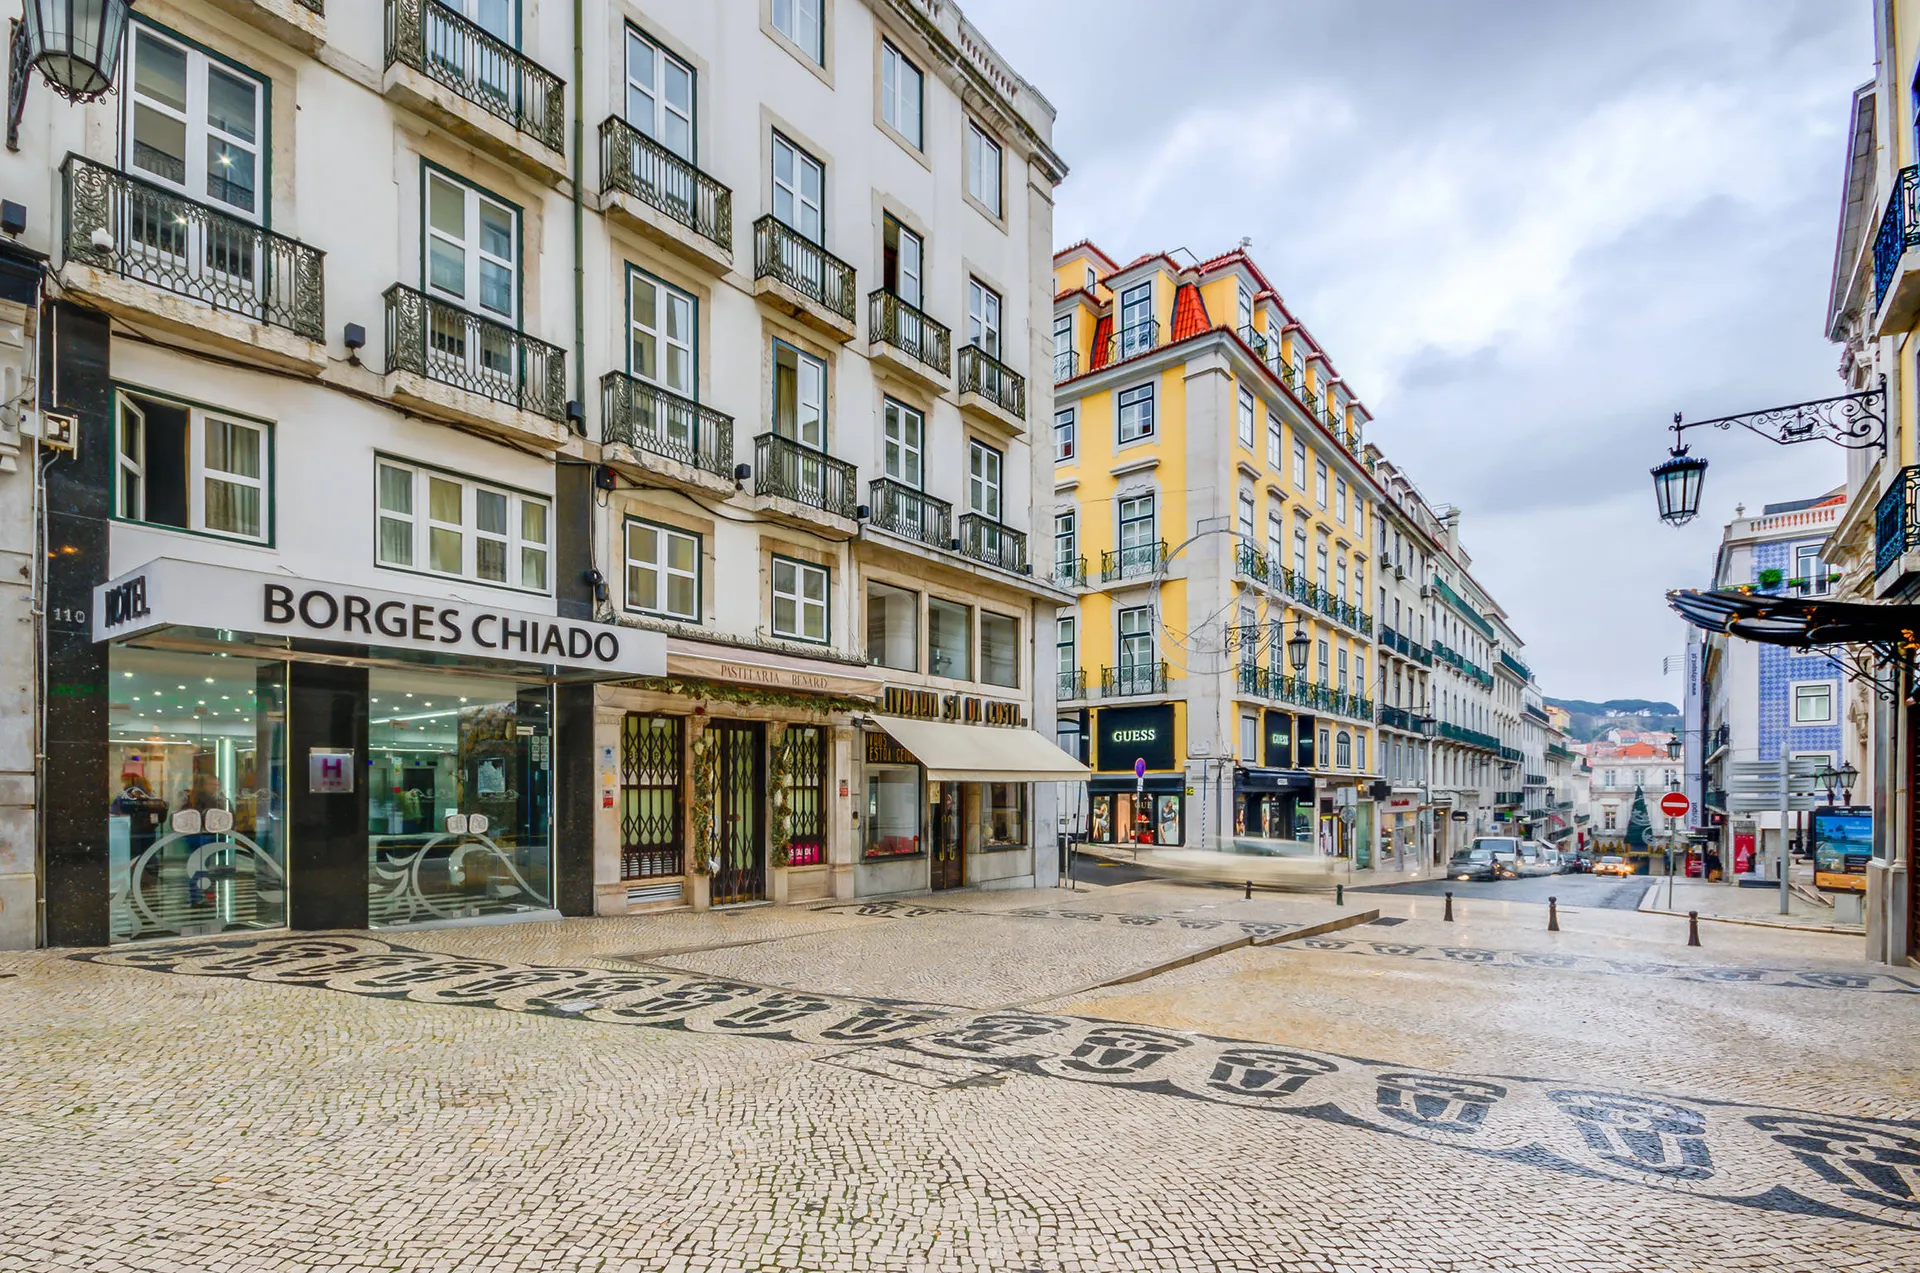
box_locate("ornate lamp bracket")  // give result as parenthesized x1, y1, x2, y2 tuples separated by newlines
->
(6, 21, 28, 154)
(1670, 376, 1887, 452)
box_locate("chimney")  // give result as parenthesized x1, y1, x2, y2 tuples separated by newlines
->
(1440, 507, 1462, 555)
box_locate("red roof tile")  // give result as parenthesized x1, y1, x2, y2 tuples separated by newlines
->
(1170, 283, 1211, 341)
(1088, 314, 1113, 370)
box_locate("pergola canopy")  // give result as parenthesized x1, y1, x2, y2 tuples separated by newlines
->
(1667, 589, 1920, 650)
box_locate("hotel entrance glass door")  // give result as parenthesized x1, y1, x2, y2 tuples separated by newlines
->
(710, 722, 765, 904)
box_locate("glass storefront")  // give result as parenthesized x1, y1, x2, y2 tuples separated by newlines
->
(864, 763, 921, 858)
(367, 668, 554, 927)
(1090, 790, 1183, 846)
(107, 647, 287, 942)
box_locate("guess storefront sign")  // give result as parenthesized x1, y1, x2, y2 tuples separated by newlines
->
(93, 559, 665, 678)
(1097, 704, 1176, 773)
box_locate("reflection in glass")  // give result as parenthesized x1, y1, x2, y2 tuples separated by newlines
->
(864, 764, 921, 858)
(107, 647, 286, 942)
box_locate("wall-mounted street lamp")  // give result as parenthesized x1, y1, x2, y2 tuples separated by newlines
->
(7, 0, 138, 151)
(1651, 381, 1886, 527)
(1666, 737, 1682, 760)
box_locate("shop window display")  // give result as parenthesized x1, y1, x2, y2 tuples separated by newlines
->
(865, 763, 921, 858)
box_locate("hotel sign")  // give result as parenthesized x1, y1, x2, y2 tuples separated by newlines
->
(881, 685, 1026, 727)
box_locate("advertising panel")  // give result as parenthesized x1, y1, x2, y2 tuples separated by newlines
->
(1811, 806, 1872, 893)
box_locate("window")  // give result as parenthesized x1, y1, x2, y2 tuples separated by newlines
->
(879, 40, 923, 148)
(626, 26, 694, 161)
(625, 519, 700, 621)
(1294, 527, 1308, 579)
(772, 0, 823, 64)
(1053, 310, 1073, 363)
(1293, 439, 1308, 489)
(1632, 769, 1647, 787)
(968, 278, 1002, 358)
(1238, 492, 1255, 541)
(1120, 495, 1156, 563)
(966, 121, 1002, 216)
(629, 269, 695, 397)
(1336, 731, 1352, 769)
(1353, 490, 1365, 533)
(1356, 734, 1367, 772)
(1268, 512, 1284, 566)
(1337, 647, 1349, 692)
(426, 170, 518, 322)
(772, 556, 829, 643)
(1119, 282, 1153, 356)
(976, 783, 1025, 847)
(1058, 616, 1077, 691)
(376, 459, 549, 591)
(929, 597, 972, 678)
(1318, 727, 1330, 768)
(1085, 264, 1097, 291)
(881, 214, 923, 307)
(981, 611, 1019, 688)
(115, 391, 269, 543)
(1237, 387, 1255, 446)
(1241, 714, 1258, 760)
(1317, 639, 1329, 684)
(865, 764, 921, 859)
(1316, 543, 1329, 590)
(1118, 383, 1155, 442)
(772, 339, 825, 448)
(1604, 808, 1618, 831)
(1336, 556, 1348, 603)
(1055, 510, 1077, 574)
(1336, 477, 1348, 524)
(772, 132, 824, 243)
(969, 440, 1003, 519)
(1268, 412, 1283, 468)
(866, 580, 918, 671)
(1794, 682, 1834, 724)
(882, 398, 923, 486)
(1118, 606, 1153, 669)
(126, 24, 263, 218)
(1795, 544, 1831, 595)
(1315, 460, 1329, 508)
(1054, 407, 1076, 462)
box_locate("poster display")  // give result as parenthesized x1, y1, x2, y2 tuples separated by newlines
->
(1812, 807, 1872, 893)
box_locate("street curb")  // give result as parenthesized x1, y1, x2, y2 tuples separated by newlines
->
(1087, 909, 1384, 991)
(1252, 908, 1384, 947)
(1637, 905, 1865, 936)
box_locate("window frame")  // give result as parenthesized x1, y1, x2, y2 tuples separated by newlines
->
(881, 213, 923, 307)
(1055, 509, 1077, 573)
(980, 609, 1020, 689)
(111, 385, 275, 547)
(625, 23, 696, 163)
(1054, 406, 1076, 462)
(865, 578, 920, 673)
(1118, 604, 1154, 669)
(1117, 382, 1155, 443)
(1237, 386, 1255, 446)
(627, 264, 698, 398)
(965, 119, 1003, 218)
(123, 20, 268, 224)
(928, 595, 973, 680)
(881, 397, 925, 488)
(771, 0, 825, 66)
(1119, 494, 1156, 554)
(771, 337, 827, 450)
(879, 38, 924, 150)
(968, 277, 1002, 358)
(968, 438, 1003, 520)
(1267, 411, 1282, 469)
(771, 554, 831, 644)
(1293, 438, 1307, 489)
(1792, 680, 1835, 725)
(623, 516, 703, 623)
(771, 130, 826, 244)
(422, 163, 521, 326)
(374, 454, 551, 594)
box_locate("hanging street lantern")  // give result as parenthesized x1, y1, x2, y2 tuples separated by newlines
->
(20, 0, 136, 102)
(1286, 620, 1310, 674)
(1666, 736, 1682, 760)
(1651, 443, 1707, 528)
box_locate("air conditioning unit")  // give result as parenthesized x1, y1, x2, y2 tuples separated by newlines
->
(1418, 585, 1432, 599)
(1393, 565, 1406, 581)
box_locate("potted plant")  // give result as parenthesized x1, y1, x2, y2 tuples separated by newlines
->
(1757, 567, 1784, 591)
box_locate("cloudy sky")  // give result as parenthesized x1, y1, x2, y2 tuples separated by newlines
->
(966, 0, 1872, 704)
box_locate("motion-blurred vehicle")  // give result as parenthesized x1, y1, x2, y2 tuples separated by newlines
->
(1470, 835, 1523, 879)
(1593, 854, 1634, 878)
(1516, 840, 1559, 877)
(1564, 852, 1593, 873)
(1135, 836, 1338, 889)
(1447, 845, 1502, 881)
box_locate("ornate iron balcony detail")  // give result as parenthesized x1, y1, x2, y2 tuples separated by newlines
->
(1109, 318, 1159, 362)
(599, 116, 731, 251)
(1054, 348, 1078, 382)
(1101, 540, 1167, 582)
(958, 343, 1026, 420)
(295, 0, 324, 11)
(1236, 324, 1268, 359)
(754, 432, 857, 518)
(1381, 705, 1412, 731)
(868, 478, 950, 546)
(601, 371, 733, 476)
(1875, 464, 1920, 575)
(958, 512, 1027, 572)
(1102, 661, 1169, 698)
(1876, 165, 1920, 308)
(385, 0, 565, 152)
(1053, 554, 1087, 588)
(1237, 664, 1270, 697)
(753, 215, 855, 320)
(1058, 669, 1086, 701)
(385, 284, 566, 418)
(61, 154, 325, 341)
(1235, 541, 1271, 583)
(869, 290, 950, 375)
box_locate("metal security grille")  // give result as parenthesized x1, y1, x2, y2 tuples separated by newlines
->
(620, 714, 682, 879)
(780, 726, 826, 867)
(711, 722, 765, 905)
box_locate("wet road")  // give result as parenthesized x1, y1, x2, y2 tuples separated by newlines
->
(1359, 872, 1652, 909)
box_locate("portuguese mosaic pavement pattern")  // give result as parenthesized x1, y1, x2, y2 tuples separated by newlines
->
(61, 931, 1920, 1245)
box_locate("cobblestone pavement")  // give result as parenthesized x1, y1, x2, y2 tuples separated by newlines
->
(1, 881, 1916, 1271)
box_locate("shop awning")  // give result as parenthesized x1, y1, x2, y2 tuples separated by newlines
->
(873, 717, 1091, 782)
(1668, 588, 1920, 649)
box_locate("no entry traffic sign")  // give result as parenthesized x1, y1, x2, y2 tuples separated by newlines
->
(1659, 791, 1691, 818)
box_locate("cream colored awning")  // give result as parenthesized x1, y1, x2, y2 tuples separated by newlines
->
(873, 717, 1091, 783)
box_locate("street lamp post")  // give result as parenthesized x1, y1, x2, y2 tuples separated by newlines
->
(7, 0, 139, 150)
(1649, 385, 1887, 526)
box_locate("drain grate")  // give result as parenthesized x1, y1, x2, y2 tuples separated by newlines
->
(1366, 916, 1408, 927)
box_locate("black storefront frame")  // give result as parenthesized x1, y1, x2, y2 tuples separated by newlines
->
(1089, 774, 1185, 846)
(1234, 766, 1314, 840)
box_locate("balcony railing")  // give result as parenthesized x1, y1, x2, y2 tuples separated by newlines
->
(1237, 664, 1270, 697)
(1108, 318, 1159, 363)
(601, 371, 732, 476)
(295, 0, 323, 10)
(1236, 323, 1268, 359)
(386, 0, 565, 152)
(1054, 348, 1078, 382)
(1058, 669, 1086, 701)
(385, 283, 565, 419)
(1875, 165, 1920, 309)
(61, 155, 325, 341)
(754, 432, 858, 518)
(1411, 640, 1433, 666)
(1102, 661, 1169, 698)
(1101, 540, 1167, 582)
(1053, 554, 1087, 588)
(868, 478, 950, 547)
(869, 290, 950, 376)
(1875, 464, 1920, 575)
(599, 116, 731, 252)
(1500, 745, 1524, 762)
(1235, 541, 1271, 583)
(1381, 705, 1413, 732)
(958, 512, 1027, 572)
(753, 215, 855, 320)
(1437, 722, 1501, 752)
(958, 344, 1027, 421)
(1499, 650, 1532, 681)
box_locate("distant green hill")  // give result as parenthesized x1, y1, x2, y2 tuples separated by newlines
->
(1545, 698, 1682, 743)
(1546, 698, 1679, 717)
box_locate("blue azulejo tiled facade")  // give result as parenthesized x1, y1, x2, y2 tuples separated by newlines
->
(1753, 539, 1842, 764)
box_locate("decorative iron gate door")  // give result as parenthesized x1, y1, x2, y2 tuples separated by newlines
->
(929, 780, 963, 890)
(711, 722, 766, 905)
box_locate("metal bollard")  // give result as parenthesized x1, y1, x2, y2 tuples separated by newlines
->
(1548, 897, 1559, 932)
(1444, 891, 1454, 922)
(1245, 879, 1252, 900)
(1336, 883, 1344, 906)
(1687, 910, 1701, 947)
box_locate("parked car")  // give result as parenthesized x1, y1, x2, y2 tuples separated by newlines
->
(1448, 844, 1504, 881)
(1593, 854, 1634, 878)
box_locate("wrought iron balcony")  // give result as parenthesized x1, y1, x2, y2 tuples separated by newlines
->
(1875, 464, 1920, 575)
(1499, 650, 1532, 681)
(1237, 324, 1268, 359)
(61, 155, 325, 341)
(385, 283, 565, 419)
(1411, 640, 1433, 666)
(754, 432, 857, 518)
(599, 116, 731, 252)
(1109, 318, 1159, 363)
(958, 343, 1027, 421)
(1101, 540, 1167, 582)
(1237, 664, 1270, 697)
(1381, 705, 1413, 732)
(1057, 669, 1086, 701)
(1500, 745, 1524, 762)
(601, 371, 733, 476)
(1054, 348, 1078, 382)
(868, 478, 950, 547)
(385, 0, 565, 152)
(296, 0, 324, 10)
(1235, 541, 1272, 583)
(1102, 661, 1169, 698)
(957, 512, 1027, 572)
(1437, 722, 1501, 752)
(1053, 554, 1087, 588)
(869, 290, 950, 376)
(753, 215, 855, 321)
(1875, 165, 1920, 309)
